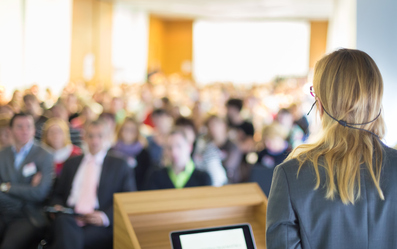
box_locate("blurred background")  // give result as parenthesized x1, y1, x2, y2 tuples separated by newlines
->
(0, 0, 396, 145)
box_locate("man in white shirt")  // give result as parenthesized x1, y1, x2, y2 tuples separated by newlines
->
(49, 119, 135, 249)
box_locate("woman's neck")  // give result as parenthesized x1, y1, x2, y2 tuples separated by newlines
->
(121, 140, 137, 146)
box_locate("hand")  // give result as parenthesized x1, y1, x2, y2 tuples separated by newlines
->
(1, 182, 11, 193)
(31, 172, 42, 187)
(53, 205, 64, 211)
(80, 211, 104, 226)
(50, 205, 64, 220)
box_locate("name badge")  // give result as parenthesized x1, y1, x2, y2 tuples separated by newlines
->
(22, 162, 37, 177)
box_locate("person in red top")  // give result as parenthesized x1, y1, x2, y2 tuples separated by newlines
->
(41, 118, 82, 178)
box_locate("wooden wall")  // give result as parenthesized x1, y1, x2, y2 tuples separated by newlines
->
(70, 5, 328, 85)
(309, 21, 329, 69)
(148, 15, 193, 76)
(69, 0, 112, 88)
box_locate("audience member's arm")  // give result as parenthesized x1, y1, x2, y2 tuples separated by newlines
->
(266, 166, 301, 249)
(0, 191, 24, 210)
(7, 152, 53, 202)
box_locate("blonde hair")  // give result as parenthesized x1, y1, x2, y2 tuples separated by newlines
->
(288, 49, 385, 204)
(41, 118, 72, 148)
(262, 122, 289, 141)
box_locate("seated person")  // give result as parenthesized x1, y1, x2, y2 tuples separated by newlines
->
(0, 113, 53, 248)
(289, 103, 310, 137)
(50, 103, 83, 147)
(146, 109, 173, 167)
(276, 108, 304, 149)
(206, 115, 243, 183)
(98, 112, 117, 149)
(109, 97, 126, 125)
(23, 94, 48, 141)
(226, 98, 255, 153)
(0, 105, 15, 119)
(249, 123, 291, 196)
(145, 129, 212, 190)
(41, 118, 82, 179)
(175, 117, 227, 187)
(49, 119, 136, 249)
(0, 117, 13, 150)
(257, 123, 290, 168)
(109, 117, 151, 191)
(70, 105, 97, 131)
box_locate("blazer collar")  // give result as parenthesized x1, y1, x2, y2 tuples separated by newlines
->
(18, 142, 40, 171)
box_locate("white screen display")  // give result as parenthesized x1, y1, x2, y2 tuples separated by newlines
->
(180, 228, 248, 249)
(193, 20, 310, 85)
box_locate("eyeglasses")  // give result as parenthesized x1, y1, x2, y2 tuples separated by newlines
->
(307, 86, 317, 115)
(310, 86, 315, 97)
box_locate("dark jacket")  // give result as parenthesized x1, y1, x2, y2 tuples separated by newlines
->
(145, 167, 212, 190)
(0, 143, 53, 227)
(108, 147, 151, 191)
(50, 154, 136, 226)
(266, 144, 397, 249)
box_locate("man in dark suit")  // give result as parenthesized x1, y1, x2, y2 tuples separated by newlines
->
(0, 113, 54, 248)
(50, 119, 136, 249)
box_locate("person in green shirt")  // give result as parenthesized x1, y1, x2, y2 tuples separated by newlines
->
(145, 129, 212, 190)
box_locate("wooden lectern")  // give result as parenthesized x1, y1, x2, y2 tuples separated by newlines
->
(114, 183, 267, 249)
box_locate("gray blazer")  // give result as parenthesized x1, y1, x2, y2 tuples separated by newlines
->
(0, 142, 53, 225)
(266, 144, 397, 249)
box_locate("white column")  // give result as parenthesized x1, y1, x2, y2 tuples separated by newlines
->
(326, 0, 357, 52)
(357, 0, 397, 146)
(0, 0, 24, 99)
(112, 2, 149, 84)
(24, 0, 72, 97)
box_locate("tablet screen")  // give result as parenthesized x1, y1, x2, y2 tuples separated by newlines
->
(170, 224, 256, 249)
(180, 228, 247, 249)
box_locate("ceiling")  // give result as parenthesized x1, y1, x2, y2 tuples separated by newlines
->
(114, 0, 333, 20)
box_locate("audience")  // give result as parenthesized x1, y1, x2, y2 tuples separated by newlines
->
(0, 118, 13, 149)
(7, 90, 23, 114)
(226, 98, 255, 153)
(0, 76, 317, 247)
(145, 129, 212, 190)
(175, 117, 227, 187)
(23, 94, 48, 141)
(147, 109, 173, 167)
(276, 108, 304, 149)
(289, 103, 309, 137)
(97, 112, 117, 149)
(110, 97, 126, 125)
(0, 113, 53, 248)
(65, 93, 80, 122)
(49, 119, 136, 249)
(0, 105, 15, 118)
(249, 123, 291, 196)
(70, 105, 97, 131)
(41, 118, 82, 179)
(50, 103, 82, 147)
(206, 115, 243, 183)
(110, 117, 151, 190)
